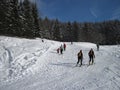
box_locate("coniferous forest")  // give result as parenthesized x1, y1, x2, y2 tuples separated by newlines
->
(0, 0, 120, 45)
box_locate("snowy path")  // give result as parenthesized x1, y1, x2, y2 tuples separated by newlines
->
(0, 36, 120, 90)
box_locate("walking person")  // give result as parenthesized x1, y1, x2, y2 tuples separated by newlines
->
(76, 50, 83, 67)
(57, 48, 60, 54)
(60, 45, 63, 54)
(88, 48, 95, 65)
(96, 43, 99, 51)
(42, 39, 44, 42)
(63, 43, 66, 51)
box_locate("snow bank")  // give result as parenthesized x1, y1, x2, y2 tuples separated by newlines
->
(0, 36, 53, 81)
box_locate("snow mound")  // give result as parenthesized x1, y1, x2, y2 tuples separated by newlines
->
(0, 36, 53, 81)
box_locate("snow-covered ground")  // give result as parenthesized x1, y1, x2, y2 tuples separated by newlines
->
(0, 36, 120, 90)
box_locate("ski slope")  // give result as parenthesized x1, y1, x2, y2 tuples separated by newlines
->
(0, 36, 120, 90)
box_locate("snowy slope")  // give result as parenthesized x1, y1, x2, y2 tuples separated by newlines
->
(0, 36, 120, 90)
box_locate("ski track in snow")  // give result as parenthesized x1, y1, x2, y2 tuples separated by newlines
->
(0, 36, 120, 90)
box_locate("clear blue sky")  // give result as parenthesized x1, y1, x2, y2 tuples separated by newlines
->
(36, 0, 120, 22)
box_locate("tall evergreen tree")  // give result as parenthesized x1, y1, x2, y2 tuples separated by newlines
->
(53, 19, 61, 40)
(66, 22, 73, 41)
(42, 16, 51, 39)
(72, 21, 79, 41)
(23, 0, 34, 38)
(0, 0, 11, 35)
(31, 2, 40, 37)
(0, 0, 6, 34)
(9, 0, 20, 36)
(17, 0, 25, 36)
(82, 23, 90, 41)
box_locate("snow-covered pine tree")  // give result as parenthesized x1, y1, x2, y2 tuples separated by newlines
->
(53, 19, 61, 40)
(0, 0, 6, 34)
(64, 22, 73, 41)
(17, 0, 25, 36)
(9, 0, 21, 36)
(31, 2, 40, 37)
(22, 0, 34, 38)
(72, 21, 79, 41)
(0, 0, 11, 35)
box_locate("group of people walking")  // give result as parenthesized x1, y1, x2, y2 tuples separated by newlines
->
(57, 43, 66, 54)
(56, 43, 99, 67)
(76, 48, 95, 67)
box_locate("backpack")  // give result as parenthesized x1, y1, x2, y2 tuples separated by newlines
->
(78, 52, 82, 57)
(89, 50, 94, 56)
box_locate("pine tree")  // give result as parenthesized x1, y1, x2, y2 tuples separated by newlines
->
(0, 0, 11, 35)
(42, 16, 51, 39)
(18, 0, 25, 36)
(72, 21, 79, 41)
(23, 0, 34, 38)
(66, 22, 73, 41)
(0, 0, 6, 34)
(31, 2, 40, 37)
(53, 19, 61, 40)
(9, 0, 20, 36)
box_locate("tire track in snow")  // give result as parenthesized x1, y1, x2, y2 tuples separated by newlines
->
(1, 46, 14, 77)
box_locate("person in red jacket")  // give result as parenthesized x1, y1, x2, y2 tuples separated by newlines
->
(57, 48, 60, 54)
(63, 43, 66, 51)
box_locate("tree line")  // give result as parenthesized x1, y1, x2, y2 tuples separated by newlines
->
(0, 0, 120, 45)
(0, 0, 40, 38)
(40, 18, 120, 45)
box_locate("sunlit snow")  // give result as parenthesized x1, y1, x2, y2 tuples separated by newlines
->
(0, 36, 120, 90)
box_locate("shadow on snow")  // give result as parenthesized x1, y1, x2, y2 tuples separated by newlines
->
(50, 62, 76, 68)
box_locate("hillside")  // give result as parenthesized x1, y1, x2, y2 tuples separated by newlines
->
(0, 36, 120, 90)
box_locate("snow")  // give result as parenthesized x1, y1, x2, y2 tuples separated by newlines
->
(0, 36, 120, 90)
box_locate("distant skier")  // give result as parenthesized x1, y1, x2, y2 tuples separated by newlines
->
(57, 48, 60, 54)
(60, 45, 63, 54)
(76, 50, 83, 67)
(88, 48, 95, 65)
(63, 43, 66, 51)
(96, 43, 99, 51)
(42, 39, 44, 42)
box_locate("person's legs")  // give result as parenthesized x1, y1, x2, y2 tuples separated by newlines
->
(89, 57, 91, 65)
(76, 57, 80, 66)
(80, 58, 83, 65)
(60, 50, 62, 54)
(92, 57, 94, 64)
(64, 47, 66, 51)
(80, 58, 83, 66)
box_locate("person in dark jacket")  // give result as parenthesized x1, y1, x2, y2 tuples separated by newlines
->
(96, 43, 99, 51)
(76, 50, 83, 67)
(60, 45, 63, 54)
(88, 48, 95, 65)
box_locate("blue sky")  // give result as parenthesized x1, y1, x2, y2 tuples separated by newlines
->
(36, 0, 120, 22)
